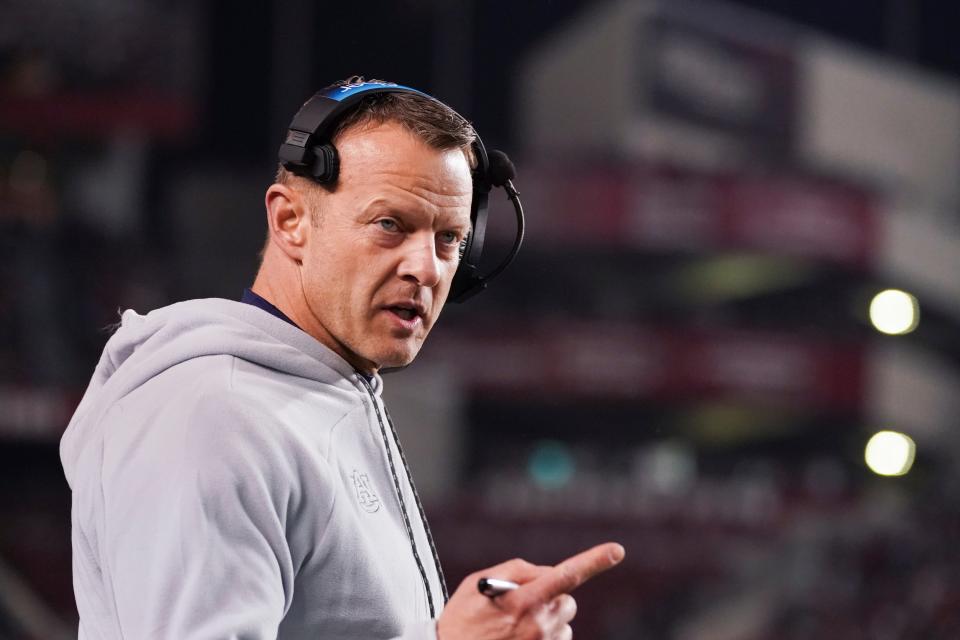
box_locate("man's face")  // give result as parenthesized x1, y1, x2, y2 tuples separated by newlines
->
(297, 121, 473, 373)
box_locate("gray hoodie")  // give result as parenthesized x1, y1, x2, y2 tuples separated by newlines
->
(60, 298, 444, 639)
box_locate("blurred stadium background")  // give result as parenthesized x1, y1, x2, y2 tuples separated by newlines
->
(2, 0, 960, 638)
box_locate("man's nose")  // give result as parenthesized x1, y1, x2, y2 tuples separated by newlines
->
(398, 234, 442, 288)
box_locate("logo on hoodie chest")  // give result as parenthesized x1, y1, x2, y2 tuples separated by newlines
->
(351, 469, 381, 513)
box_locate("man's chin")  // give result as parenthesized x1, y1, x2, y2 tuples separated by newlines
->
(370, 342, 423, 372)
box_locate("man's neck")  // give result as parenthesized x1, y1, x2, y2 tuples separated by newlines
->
(250, 272, 379, 377)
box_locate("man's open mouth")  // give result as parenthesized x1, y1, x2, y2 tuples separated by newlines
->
(387, 306, 419, 321)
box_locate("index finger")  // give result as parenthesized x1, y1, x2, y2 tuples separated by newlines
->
(511, 542, 625, 611)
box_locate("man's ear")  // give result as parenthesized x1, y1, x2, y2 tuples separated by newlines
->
(264, 183, 310, 263)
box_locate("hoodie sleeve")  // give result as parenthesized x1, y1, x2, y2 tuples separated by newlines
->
(100, 389, 313, 639)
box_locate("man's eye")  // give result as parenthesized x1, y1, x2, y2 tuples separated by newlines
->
(378, 219, 399, 232)
(438, 231, 459, 245)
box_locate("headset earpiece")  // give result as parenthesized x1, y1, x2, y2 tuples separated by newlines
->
(308, 144, 339, 184)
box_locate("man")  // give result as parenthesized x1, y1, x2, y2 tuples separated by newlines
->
(60, 78, 623, 639)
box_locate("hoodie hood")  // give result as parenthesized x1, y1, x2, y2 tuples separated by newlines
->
(60, 297, 380, 487)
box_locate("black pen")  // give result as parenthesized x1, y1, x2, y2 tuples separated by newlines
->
(477, 577, 520, 597)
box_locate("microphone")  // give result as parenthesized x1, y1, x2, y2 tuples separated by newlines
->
(467, 149, 524, 291)
(487, 149, 520, 200)
(487, 150, 516, 186)
(449, 148, 524, 303)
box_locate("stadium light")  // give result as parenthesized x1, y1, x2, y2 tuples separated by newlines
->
(864, 430, 916, 477)
(869, 289, 919, 335)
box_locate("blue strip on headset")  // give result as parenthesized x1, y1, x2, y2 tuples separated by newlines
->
(320, 81, 431, 102)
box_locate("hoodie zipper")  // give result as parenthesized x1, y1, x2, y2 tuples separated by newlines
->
(358, 376, 447, 618)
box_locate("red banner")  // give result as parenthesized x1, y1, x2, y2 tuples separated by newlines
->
(519, 163, 879, 267)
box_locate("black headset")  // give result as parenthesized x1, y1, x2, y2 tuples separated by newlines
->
(278, 80, 524, 303)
